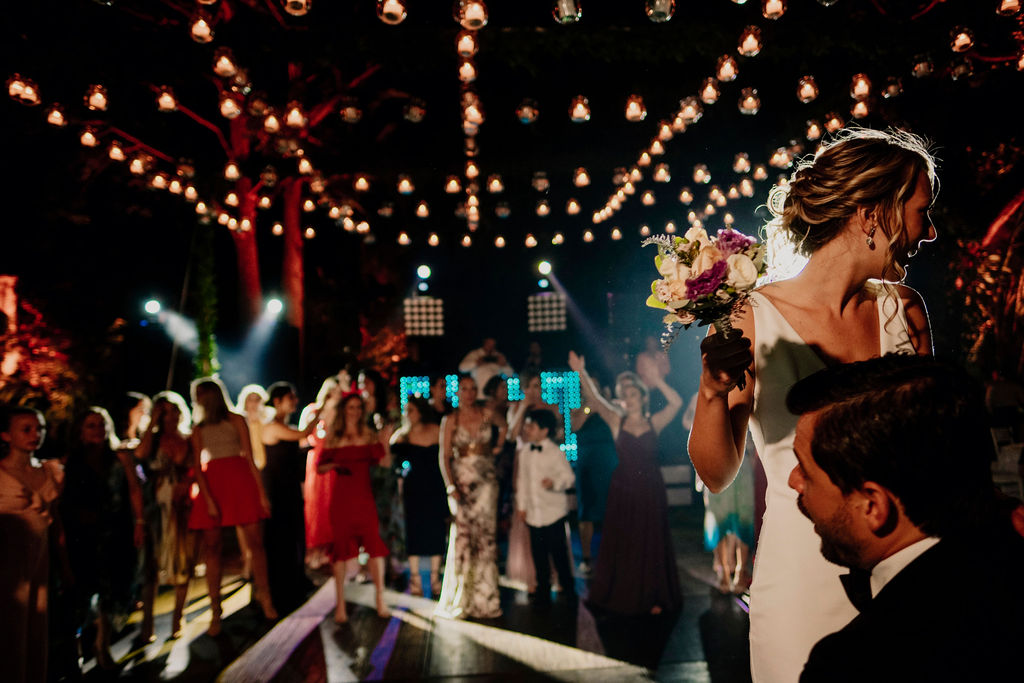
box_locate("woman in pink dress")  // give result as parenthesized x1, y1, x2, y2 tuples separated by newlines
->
(0, 406, 63, 683)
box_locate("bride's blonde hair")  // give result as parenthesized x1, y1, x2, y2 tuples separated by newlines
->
(768, 127, 939, 286)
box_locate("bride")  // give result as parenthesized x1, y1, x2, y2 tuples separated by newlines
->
(688, 128, 938, 682)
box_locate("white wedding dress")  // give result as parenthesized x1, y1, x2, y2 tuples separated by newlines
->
(746, 282, 916, 682)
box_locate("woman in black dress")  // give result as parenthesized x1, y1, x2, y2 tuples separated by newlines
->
(390, 397, 448, 596)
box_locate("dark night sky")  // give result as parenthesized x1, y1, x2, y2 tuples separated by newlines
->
(2, 0, 1022, 401)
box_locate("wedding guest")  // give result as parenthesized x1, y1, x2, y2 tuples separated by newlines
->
(134, 391, 197, 637)
(459, 337, 514, 391)
(187, 378, 276, 635)
(786, 355, 1024, 682)
(302, 374, 344, 567)
(390, 397, 447, 597)
(237, 384, 270, 470)
(569, 352, 683, 616)
(689, 128, 938, 683)
(428, 375, 452, 418)
(61, 407, 145, 667)
(317, 393, 393, 622)
(0, 406, 63, 683)
(516, 409, 576, 607)
(570, 386, 618, 577)
(436, 375, 505, 619)
(520, 341, 544, 377)
(261, 381, 318, 613)
(361, 370, 405, 580)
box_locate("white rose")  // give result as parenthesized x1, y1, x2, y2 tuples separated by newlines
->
(683, 226, 711, 249)
(726, 253, 759, 289)
(657, 256, 692, 283)
(691, 245, 724, 276)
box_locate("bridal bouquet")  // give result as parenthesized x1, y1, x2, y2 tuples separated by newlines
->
(644, 227, 767, 347)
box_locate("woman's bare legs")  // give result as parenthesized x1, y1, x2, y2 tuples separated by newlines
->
(171, 583, 189, 638)
(408, 555, 422, 595)
(332, 559, 350, 623)
(236, 526, 252, 580)
(239, 522, 277, 620)
(429, 554, 441, 596)
(370, 556, 390, 617)
(202, 528, 223, 635)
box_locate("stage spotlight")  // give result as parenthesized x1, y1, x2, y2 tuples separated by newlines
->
(538, 260, 552, 275)
(417, 264, 432, 279)
(266, 298, 283, 315)
(418, 282, 429, 292)
(144, 299, 162, 315)
(538, 278, 550, 289)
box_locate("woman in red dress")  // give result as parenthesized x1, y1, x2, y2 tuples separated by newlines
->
(317, 393, 393, 623)
(187, 378, 276, 635)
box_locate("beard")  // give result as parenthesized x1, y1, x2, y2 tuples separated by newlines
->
(797, 495, 865, 569)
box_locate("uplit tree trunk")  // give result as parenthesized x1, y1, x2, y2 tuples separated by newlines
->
(231, 176, 262, 320)
(281, 177, 306, 368)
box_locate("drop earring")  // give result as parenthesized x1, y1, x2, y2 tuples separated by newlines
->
(866, 225, 876, 249)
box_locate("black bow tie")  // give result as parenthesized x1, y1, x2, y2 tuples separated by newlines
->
(840, 568, 872, 612)
(529, 444, 543, 452)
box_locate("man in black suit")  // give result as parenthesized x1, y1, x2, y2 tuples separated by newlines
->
(785, 354, 1024, 682)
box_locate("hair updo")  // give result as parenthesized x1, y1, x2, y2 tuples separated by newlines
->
(770, 128, 938, 278)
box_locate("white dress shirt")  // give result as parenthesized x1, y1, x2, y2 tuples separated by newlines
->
(515, 438, 575, 528)
(869, 536, 940, 598)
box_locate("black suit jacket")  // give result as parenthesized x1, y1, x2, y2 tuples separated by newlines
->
(801, 528, 1024, 682)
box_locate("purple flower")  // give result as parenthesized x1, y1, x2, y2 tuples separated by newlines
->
(715, 228, 755, 257)
(685, 259, 728, 298)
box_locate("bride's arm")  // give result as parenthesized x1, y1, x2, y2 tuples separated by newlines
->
(687, 304, 756, 493)
(898, 284, 933, 356)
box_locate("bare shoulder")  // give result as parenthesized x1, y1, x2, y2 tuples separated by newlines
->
(896, 283, 932, 354)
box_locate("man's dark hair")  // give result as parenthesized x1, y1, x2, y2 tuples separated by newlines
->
(787, 353, 996, 537)
(525, 408, 557, 437)
(267, 381, 297, 405)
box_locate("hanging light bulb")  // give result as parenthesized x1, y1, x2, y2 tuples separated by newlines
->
(672, 115, 687, 133)
(679, 187, 694, 204)
(641, 190, 656, 206)
(302, 198, 316, 212)
(536, 200, 551, 216)
(224, 161, 241, 181)
(79, 127, 99, 147)
(724, 213, 735, 226)
(190, 13, 214, 43)
(155, 86, 177, 112)
(532, 171, 550, 191)
(195, 201, 209, 216)
(377, 0, 407, 24)
(445, 176, 462, 193)
(881, 77, 903, 99)
(693, 164, 711, 184)
(465, 161, 479, 179)
(485, 174, 503, 193)
(391, 175, 412, 194)
(911, 54, 934, 79)
(665, 221, 677, 233)
(217, 212, 231, 226)
(997, 0, 1021, 15)
(851, 100, 870, 119)
(569, 95, 591, 122)
(769, 147, 794, 168)
(727, 185, 740, 200)
(411, 200, 428, 218)
(466, 194, 480, 208)
(521, 234, 536, 249)
(653, 163, 671, 182)
(950, 26, 974, 52)
(285, 0, 311, 17)
(550, 232, 564, 245)
(84, 84, 108, 111)
(639, 225, 651, 237)
(806, 119, 823, 140)
(824, 111, 845, 133)
(338, 97, 362, 123)
(752, 165, 768, 181)
(583, 230, 595, 242)
(762, 0, 786, 19)
(225, 192, 240, 207)
(285, 102, 306, 128)
(716, 54, 739, 81)
(739, 177, 755, 197)
(456, 30, 478, 57)
(45, 104, 66, 127)
(637, 152, 652, 167)
(573, 167, 590, 187)
(699, 78, 721, 104)
(625, 94, 647, 122)
(733, 153, 751, 174)
(738, 88, 761, 115)
(271, 223, 284, 236)
(397, 231, 411, 245)
(257, 112, 279, 134)
(212, 47, 238, 78)
(646, 0, 675, 22)
(129, 155, 148, 175)
(297, 157, 313, 175)
(304, 227, 316, 239)
(738, 26, 763, 57)
(849, 73, 872, 100)
(356, 221, 370, 233)
(428, 233, 440, 246)
(461, 234, 472, 247)
(228, 218, 239, 230)
(657, 120, 674, 141)
(354, 175, 370, 191)
(454, 1, 488, 30)
(566, 198, 581, 215)
(709, 186, 724, 202)
(629, 167, 643, 183)
(219, 94, 242, 119)
(343, 217, 356, 231)
(107, 141, 125, 161)
(259, 196, 272, 209)
(458, 60, 477, 83)
(552, 0, 582, 24)
(463, 101, 485, 125)
(797, 75, 818, 103)
(7, 75, 40, 105)
(679, 96, 703, 123)
(516, 98, 540, 124)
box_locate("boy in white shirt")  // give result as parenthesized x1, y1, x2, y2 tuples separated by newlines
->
(516, 409, 576, 606)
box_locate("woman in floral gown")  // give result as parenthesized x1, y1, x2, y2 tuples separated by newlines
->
(436, 375, 505, 619)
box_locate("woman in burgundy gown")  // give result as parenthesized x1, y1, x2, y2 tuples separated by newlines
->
(568, 351, 684, 616)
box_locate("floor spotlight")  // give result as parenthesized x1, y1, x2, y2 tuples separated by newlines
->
(266, 298, 284, 315)
(144, 299, 162, 315)
(417, 264, 432, 279)
(538, 260, 552, 275)
(538, 278, 550, 289)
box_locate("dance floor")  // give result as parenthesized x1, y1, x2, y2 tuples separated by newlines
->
(79, 508, 752, 682)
